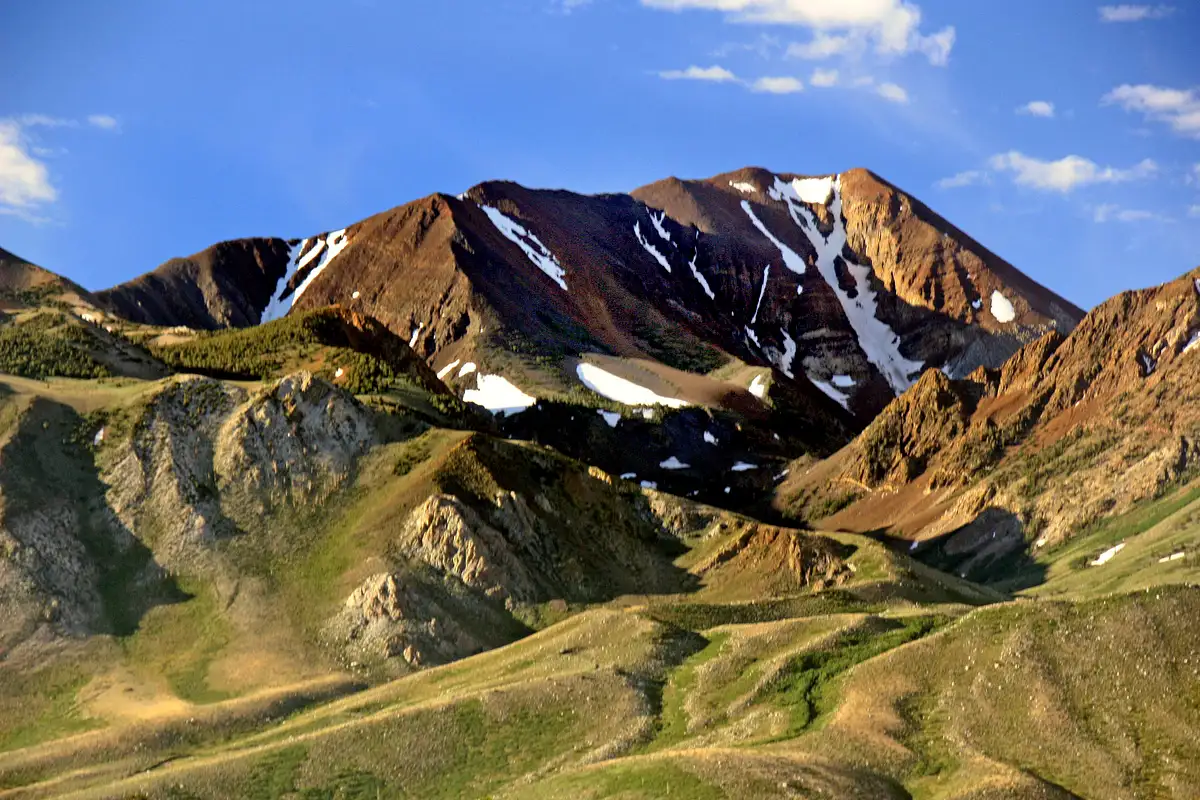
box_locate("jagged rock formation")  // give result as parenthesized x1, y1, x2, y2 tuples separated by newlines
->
(780, 268, 1200, 579)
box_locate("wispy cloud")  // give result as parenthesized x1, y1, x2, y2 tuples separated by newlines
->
(1103, 84, 1200, 138)
(936, 170, 988, 189)
(751, 76, 804, 94)
(1092, 203, 1164, 223)
(875, 82, 909, 103)
(640, 0, 956, 65)
(657, 65, 739, 82)
(989, 151, 1157, 192)
(1098, 4, 1174, 22)
(711, 33, 780, 59)
(1189, 204, 1200, 218)
(809, 68, 839, 87)
(87, 114, 119, 131)
(786, 31, 854, 60)
(1017, 100, 1055, 118)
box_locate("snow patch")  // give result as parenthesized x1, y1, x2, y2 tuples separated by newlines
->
(640, 481, 658, 490)
(650, 210, 673, 246)
(742, 201, 807, 277)
(991, 291, 1017, 324)
(480, 205, 568, 291)
(744, 326, 761, 348)
(463, 374, 537, 416)
(751, 265, 770, 324)
(93, 427, 105, 447)
(749, 374, 767, 399)
(1089, 542, 1126, 567)
(729, 181, 757, 194)
(352, 290, 361, 300)
(457, 362, 478, 378)
(774, 469, 790, 481)
(576, 362, 690, 408)
(704, 431, 719, 445)
(437, 360, 461, 380)
(909, 540, 919, 552)
(334, 367, 345, 378)
(731, 462, 757, 472)
(1183, 331, 1200, 354)
(620, 473, 637, 480)
(659, 456, 689, 470)
(688, 251, 716, 300)
(831, 374, 856, 388)
(1160, 551, 1186, 563)
(408, 323, 424, 348)
(971, 298, 982, 310)
(777, 177, 923, 395)
(809, 375, 851, 411)
(634, 221, 672, 273)
(292, 230, 349, 308)
(262, 230, 350, 323)
(776, 327, 796, 378)
(772, 176, 836, 206)
(1139, 352, 1156, 376)
(597, 409, 621, 428)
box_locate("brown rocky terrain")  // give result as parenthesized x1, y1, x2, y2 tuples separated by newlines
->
(74, 166, 1081, 430)
(778, 267, 1200, 580)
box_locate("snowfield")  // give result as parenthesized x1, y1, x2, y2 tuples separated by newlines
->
(771, 175, 923, 395)
(463, 374, 537, 416)
(458, 362, 478, 378)
(262, 229, 350, 323)
(480, 205, 568, 291)
(809, 375, 851, 410)
(576, 362, 690, 407)
(741, 201, 808, 279)
(688, 252, 716, 300)
(729, 181, 757, 194)
(1089, 543, 1126, 567)
(634, 221, 672, 273)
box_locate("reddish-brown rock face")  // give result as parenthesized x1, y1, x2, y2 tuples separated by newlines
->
(87, 166, 1082, 431)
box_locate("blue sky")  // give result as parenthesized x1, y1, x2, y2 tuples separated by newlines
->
(1, 0, 1197, 308)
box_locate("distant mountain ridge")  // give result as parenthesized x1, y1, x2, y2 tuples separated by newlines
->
(71, 166, 1083, 432)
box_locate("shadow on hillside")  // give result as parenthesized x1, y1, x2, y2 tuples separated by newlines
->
(0, 398, 190, 639)
(871, 506, 1049, 589)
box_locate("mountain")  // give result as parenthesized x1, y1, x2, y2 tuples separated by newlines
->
(91, 167, 1083, 425)
(4, 170, 1200, 799)
(777, 267, 1200, 581)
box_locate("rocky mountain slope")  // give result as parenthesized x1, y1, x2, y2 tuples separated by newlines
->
(87, 167, 1082, 427)
(778, 267, 1200, 581)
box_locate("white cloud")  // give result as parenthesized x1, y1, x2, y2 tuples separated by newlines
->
(1093, 203, 1160, 223)
(1098, 4, 1174, 21)
(87, 114, 119, 130)
(0, 121, 58, 212)
(658, 65, 739, 82)
(1103, 84, 1200, 138)
(936, 170, 988, 189)
(1188, 163, 1200, 184)
(810, 68, 839, 87)
(1018, 100, 1055, 118)
(751, 76, 804, 94)
(786, 31, 853, 59)
(1189, 204, 1200, 218)
(989, 151, 1157, 192)
(640, 0, 955, 65)
(875, 82, 909, 103)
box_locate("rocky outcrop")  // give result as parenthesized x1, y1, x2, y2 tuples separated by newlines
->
(779, 267, 1200, 578)
(215, 372, 376, 517)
